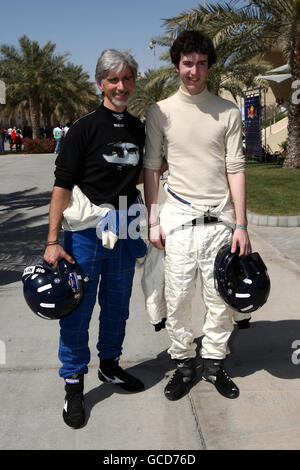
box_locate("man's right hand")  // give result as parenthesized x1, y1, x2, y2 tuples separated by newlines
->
(148, 224, 165, 250)
(44, 244, 75, 269)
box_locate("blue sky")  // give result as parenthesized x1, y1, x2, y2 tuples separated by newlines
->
(0, 0, 247, 82)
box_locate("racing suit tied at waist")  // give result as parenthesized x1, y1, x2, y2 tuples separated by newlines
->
(141, 184, 236, 325)
(62, 185, 147, 261)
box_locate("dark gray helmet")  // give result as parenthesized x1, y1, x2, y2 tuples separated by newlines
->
(214, 244, 270, 313)
(22, 257, 83, 320)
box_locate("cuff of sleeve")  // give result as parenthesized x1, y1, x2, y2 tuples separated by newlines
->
(143, 162, 163, 171)
(226, 156, 245, 173)
(54, 179, 74, 190)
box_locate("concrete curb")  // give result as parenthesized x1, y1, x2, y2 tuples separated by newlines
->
(247, 210, 300, 227)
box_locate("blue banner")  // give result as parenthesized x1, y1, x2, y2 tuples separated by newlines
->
(244, 95, 262, 157)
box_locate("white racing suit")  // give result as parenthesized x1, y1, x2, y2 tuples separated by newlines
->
(142, 185, 247, 360)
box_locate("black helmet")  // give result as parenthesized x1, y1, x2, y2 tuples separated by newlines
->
(22, 257, 83, 320)
(214, 244, 270, 313)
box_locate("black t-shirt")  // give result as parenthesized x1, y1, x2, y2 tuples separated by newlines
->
(54, 104, 145, 208)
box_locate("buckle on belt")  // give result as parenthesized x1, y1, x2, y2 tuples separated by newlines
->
(191, 216, 219, 225)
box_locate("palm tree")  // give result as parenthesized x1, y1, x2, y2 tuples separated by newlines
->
(128, 68, 179, 119)
(162, 0, 300, 168)
(0, 36, 68, 138)
(0, 60, 29, 122)
(0, 36, 99, 138)
(39, 62, 99, 128)
(54, 63, 99, 124)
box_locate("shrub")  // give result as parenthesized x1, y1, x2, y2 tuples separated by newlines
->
(279, 139, 287, 152)
(23, 137, 55, 154)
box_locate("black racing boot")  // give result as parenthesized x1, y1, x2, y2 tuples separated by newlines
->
(235, 318, 250, 329)
(62, 374, 85, 429)
(164, 358, 196, 401)
(98, 357, 144, 392)
(154, 318, 166, 331)
(202, 359, 239, 399)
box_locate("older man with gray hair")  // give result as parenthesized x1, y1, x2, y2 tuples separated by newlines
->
(43, 49, 146, 429)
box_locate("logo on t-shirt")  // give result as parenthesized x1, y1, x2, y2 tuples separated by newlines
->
(112, 113, 124, 121)
(53, 128, 61, 139)
(102, 141, 139, 167)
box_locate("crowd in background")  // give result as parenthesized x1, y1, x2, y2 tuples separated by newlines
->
(0, 123, 71, 153)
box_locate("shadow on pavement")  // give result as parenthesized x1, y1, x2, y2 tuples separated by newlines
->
(227, 320, 300, 380)
(0, 188, 52, 285)
(0, 188, 50, 211)
(83, 347, 204, 426)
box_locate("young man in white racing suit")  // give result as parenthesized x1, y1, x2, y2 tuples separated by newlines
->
(144, 30, 252, 401)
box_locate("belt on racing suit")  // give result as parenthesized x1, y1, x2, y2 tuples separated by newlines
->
(166, 186, 220, 225)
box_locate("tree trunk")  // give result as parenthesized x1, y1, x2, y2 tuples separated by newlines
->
(29, 94, 40, 140)
(284, 103, 300, 168)
(42, 98, 53, 129)
(283, 25, 300, 169)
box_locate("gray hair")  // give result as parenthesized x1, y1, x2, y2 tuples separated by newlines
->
(95, 49, 138, 83)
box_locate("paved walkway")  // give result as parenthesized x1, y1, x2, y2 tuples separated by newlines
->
(0, 153, 300, 451)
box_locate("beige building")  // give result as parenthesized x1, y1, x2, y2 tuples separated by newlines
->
(220, 50, 291, 153)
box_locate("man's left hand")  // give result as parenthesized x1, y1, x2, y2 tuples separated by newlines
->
(231, 228, 252, 256)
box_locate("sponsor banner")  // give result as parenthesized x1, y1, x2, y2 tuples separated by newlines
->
(244, 95, 262, 157)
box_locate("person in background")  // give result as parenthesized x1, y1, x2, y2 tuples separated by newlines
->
(14, 128, 23, 152)
(10, 126, 16, 150)
(53, 124, 63, 153)
(0, 128, 4, 153)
